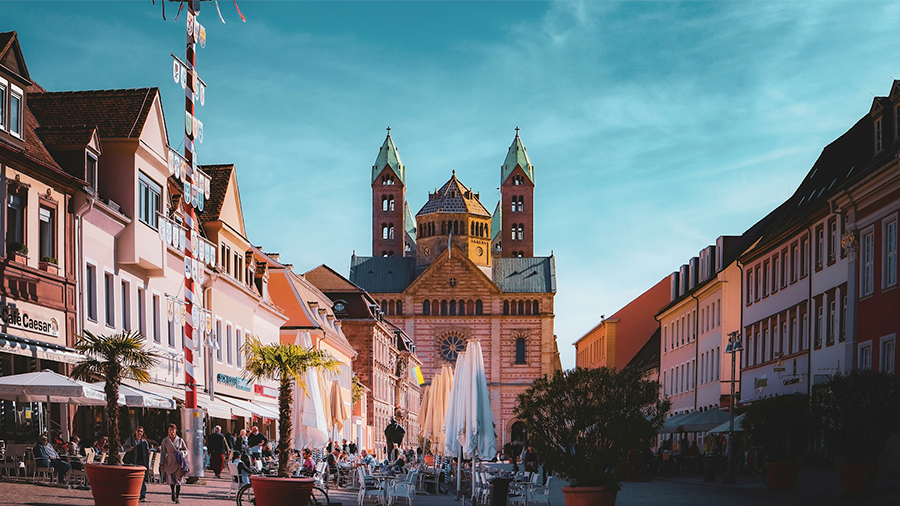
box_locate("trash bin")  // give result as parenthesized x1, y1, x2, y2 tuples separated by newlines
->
(703, 456, 716, 482)
(489, 477, 512, 506)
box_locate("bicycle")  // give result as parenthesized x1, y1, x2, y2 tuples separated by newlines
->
(236, 483, 331, 506)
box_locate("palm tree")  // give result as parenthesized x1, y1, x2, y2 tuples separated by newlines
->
(243, 335, 338, 478)
(71, 330, 158, 466)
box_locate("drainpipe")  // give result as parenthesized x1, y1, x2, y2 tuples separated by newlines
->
(689, 292, 700, 412)
(802, 219, 814, 396)
(75, 198, 95, 339)
(736, 260, 744, 404)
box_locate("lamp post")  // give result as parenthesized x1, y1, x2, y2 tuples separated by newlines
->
(723, 330, 743, 484)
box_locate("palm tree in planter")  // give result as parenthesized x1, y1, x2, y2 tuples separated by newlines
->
(242, 335, 338, 506)
(70, 330, 158, 506)
(813, 369, 900, 494)
(515, 367, 670, 506)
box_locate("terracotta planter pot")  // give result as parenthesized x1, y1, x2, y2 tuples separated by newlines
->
(562, 485, 618, 506)
(84, 463, 146, 506)
(250, 476, 314, 506)
(765, 461, 800, 490)
(39, 261, 58, 275)
(838, 462, 877, 495)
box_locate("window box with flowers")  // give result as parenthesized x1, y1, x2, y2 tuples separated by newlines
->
(7, 243, 28, 264)
(39, 256, 58, 275)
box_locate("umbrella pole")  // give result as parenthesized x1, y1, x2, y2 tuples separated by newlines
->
(456, 446, 462, 500)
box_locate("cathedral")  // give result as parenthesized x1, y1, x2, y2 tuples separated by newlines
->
(349, 128, 561, 446)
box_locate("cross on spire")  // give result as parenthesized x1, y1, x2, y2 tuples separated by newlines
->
(515, 126, 520, 137)
(386, 126, 391, 137)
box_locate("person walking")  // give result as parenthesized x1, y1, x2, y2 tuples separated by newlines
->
(161, 424, 189, 504)
(207, 425, 228, 478)
(123, 427, 151, 502)
(247, 426, 267, 464)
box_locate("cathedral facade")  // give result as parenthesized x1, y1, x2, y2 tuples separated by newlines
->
(349, 129, 561, 447)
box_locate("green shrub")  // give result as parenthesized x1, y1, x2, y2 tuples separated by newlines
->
(741, 394, 810, 461)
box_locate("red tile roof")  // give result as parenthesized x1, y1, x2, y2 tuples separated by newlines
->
(28, 88, 159, 140)
(35, 126, 96, 147)
(197, 164, 233, 222)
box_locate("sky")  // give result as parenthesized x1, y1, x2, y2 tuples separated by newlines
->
(5, 1, 900, 369)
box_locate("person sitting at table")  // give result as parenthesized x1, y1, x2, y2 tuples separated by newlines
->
(67, 435, 84, 459)
(358, 449, 375, 467)
(298, 449, 316, 477)
(92, 435, 109, 456)
(326, 448, 343, 485)
(230, 452, 253, 486)
(34, 435, 70, 485)
(50, 430, 67, 452)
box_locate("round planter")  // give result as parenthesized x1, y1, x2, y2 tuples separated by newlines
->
(838, 462, 877, 495)
(84, 463, 146, 506)
(250, 476, 314, 506)
(765, 461, 800, 490)
(562, 485, 618, 506)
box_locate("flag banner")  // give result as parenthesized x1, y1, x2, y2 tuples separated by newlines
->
(198, 186, 205, 212)
(166, 220, 173, 246)
(414, 366, 425, 385)
(187, 12, 194, 36)
(199, 25, 207, 48)
(199, 82, 206, 106)
(196, 119, 204, 144)
(185, 111, 192, 135)
(185, 259, 192, 280)
(206, 313, 212, 335)
(204, 174, 210, 195)
(180, 65, 187, 89)
(167, 298, 174, 322)
(173, 60, 180, 84)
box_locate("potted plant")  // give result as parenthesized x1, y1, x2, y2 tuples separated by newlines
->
(7, 242, 27, 263)
(813, 369, 900, 494)
(242, 335, 338, 506)
(39, 256, 58, 274)
(741, 393, 810, 489)
(515, 367, 670, 506)
(71, 330, 158, 506)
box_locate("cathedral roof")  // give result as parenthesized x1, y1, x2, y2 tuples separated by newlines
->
(371, 130, 405, 185)
(349, 254, 417, 294)
(501, 129, 535, 185)
(492, 256, 556, 293)
(416, 171, 491, 217)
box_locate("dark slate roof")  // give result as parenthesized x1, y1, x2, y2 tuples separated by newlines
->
(198, 164, 233, 222)
(626, 327, 660, 373)
(35, 125, 95, 147)
(305, 264, 365, 293)
(28, 88, 158, 140)
(416, 172, 491, 217)
(349, 255, 417, 294)
(492, 256, 556, 293)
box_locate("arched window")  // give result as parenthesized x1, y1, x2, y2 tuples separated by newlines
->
(441, 300, 448, 316)
(515, 337, 526, 364)
(449, 300, 457, 316)
(525, 302, 532, 315)
(471, 222, 475, 235)
(510, 421, 526, 444)
(389, 300, 395, 315)
(532, 300, 539, 315)
(518, 225, 524, 240)
(475, 300, 483, 315)
(387, 250, 394, 257)
(382, 224, 389, 239)
(459, 300, 466, 316)
(423, 300, 430, 315)
(389, 196, 395, 211)
(381, 300, 387, 314)
(503, 301, 510, 315)
(389, 225, 395, 239)
(441, 221, 446, 235)
(382, 195, 389, 211)
(518, 300, 525, 315)
(381, 250, 388, 257)
(511, 224, 518, 241)
(467, 300, 474, 315)
(396, 300, 403, 315)
(453, 221, 459, 235)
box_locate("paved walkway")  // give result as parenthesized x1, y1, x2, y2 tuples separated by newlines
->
(0, 464, 897, 505)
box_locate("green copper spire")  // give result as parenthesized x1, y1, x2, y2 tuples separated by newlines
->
(501, 127, 535, 185)
(372, 126, 406, 185)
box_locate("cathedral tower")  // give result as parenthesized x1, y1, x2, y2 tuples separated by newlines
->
(372, 128, 408, 257)
(500, 128, 535, 258)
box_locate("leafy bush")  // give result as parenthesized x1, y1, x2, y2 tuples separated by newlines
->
(40, 256, 57, 265)
(741, 394, 810, 461)
(9, 242, 27, 254)
(515, 367, 670, 488)
(812, 369, 900, 463)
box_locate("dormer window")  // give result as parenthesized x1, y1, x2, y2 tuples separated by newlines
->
(875, 117, 883, 153)
(86, 154, 98, 194)
(9, 84, 22, 138)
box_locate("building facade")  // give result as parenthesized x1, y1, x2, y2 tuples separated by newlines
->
(350, 130, 560, 448)
(305, 264, 422, 457)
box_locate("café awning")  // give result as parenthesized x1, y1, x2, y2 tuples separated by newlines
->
(93, 382, 176, 410)
(219, 395, 276, 419)
(0, 334, 84, 365)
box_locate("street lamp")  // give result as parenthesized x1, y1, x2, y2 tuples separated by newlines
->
(723, 330, 743, 484)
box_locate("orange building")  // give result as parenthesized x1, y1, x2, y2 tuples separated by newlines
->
(574, 277, 671, 369)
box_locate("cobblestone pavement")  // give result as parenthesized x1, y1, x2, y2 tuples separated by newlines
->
(0, 465, 897, 506)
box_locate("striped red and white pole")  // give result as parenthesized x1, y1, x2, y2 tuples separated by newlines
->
(183, 1, 198, 410)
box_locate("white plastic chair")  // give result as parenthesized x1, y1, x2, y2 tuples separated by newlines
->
(358, 466, 385, 506)
(525, 475, 552, 506)
(390, 469, 418, 506)
(227, 462, 248, 498)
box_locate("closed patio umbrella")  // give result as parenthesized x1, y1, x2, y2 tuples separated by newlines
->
(92, 381, 176, 410)
(293, 332, 329, 450)
(329, 379, 349, 432)
(708, 413, 746, 434)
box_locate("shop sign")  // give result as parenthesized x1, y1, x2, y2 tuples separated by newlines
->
(753, 373, 768, 391)
(254, 384, 277, 399)
(216, 373, 251, 392)
(783, 377, 801, 386)
(1, 304, 60, 338)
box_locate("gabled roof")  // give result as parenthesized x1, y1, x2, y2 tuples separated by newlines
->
(501, 130, 535, 185)
(372, 131, 405, 185)
(416, 172, 491, 217)
(28, 88, 158, 139)
(1, 101, 62, 171)
(198, 164, 233, 223)
(304, 264, 365, 293)
(492, 256, 556, 293)
(267, 268, 319, 329)
(404, 244, 500, 295)
(0, 31, 31, 82)
(35, 125, 97, 147)
(349, 254, 417, 294)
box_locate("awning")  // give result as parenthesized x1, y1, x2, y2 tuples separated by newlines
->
(0, 334, 84, 365)
(219, 395, 278, 420)
(707, 413, 746, 434)
(680, 408, 732, 433)
(659, 412, 696, 434)
(94, 382, 176, 410)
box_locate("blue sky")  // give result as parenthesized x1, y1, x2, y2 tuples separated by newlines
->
(6, 1, 900, 369)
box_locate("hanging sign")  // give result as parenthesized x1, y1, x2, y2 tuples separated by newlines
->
(158, 217, 166, 242)
(204, 173, 210, 195)
(191, 231, 199, 256)
(180, 65, 187, 90)
(185, 259, 192, 280)
(187, 12, 194, 36)
(196, 119, 204, 144)
(198, 187, 205, 212)
(198, 82, 206, 106)
(199, 25, 206, 48)
(165, 220, 173, 247)
(180, 228, 187, 253)
(192, 184, 199, 208)
(206, 313, 212, 335)
(167, 299, 174, 322)
(173, 60, 181, 84)
(185, 111, 193, 136)
(193, 302, 201, 327)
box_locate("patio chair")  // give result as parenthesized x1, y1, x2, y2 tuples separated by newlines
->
(525, 475, 551, 506)
(390, 469, 418, 506)
(358, 466, 385, 506)
(0, 444, 24, 478)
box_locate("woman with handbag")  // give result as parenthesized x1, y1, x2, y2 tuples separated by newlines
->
(160, 424, 189, 504)
(123, 427, 151, 502)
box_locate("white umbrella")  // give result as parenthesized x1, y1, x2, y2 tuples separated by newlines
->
(93, 382, 176, 410)
(443, 340, 497, 500)
(293, 332, 329, 450)
(0, 370, 111, 405)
